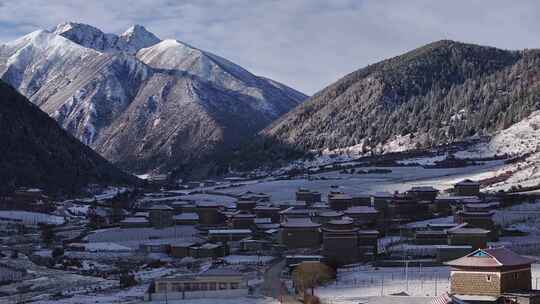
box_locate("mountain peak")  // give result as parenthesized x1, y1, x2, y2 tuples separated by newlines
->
(122, 24, 149, 36)
(51, 22, 160, 54)
(120, 24, 160, 51)
(53, 22, 102, 36)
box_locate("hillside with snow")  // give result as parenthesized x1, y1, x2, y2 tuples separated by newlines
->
(0, 22, 307, 176)
(262, 41, 540, 167)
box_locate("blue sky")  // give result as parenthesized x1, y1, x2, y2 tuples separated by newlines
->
(1, 0, 540, 94)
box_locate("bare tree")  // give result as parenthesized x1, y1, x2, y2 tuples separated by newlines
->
(292, 262, 335, 298)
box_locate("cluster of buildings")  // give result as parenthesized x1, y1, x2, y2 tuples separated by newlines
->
(123, 176, 540, 303)
(406, 180, 503, 262)
(117, 179, 493, 269)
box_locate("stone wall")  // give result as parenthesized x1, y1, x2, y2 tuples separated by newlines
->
(450, 271, 500, 296)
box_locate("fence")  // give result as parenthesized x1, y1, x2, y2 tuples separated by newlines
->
(317, 267, 451, 300)
(145, 289, 248, 301)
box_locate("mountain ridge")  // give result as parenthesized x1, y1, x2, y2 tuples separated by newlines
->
(262, 39, 534, 157)
(0, 23, 307, 177)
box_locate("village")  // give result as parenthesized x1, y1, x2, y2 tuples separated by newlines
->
(2, 158, 540, 304)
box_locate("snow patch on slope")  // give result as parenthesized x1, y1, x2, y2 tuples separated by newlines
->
(456, 111, 540, 158)
(54, 22, 160, 54)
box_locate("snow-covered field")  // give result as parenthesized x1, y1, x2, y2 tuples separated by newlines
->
(315, 263, 540, 303)
(85, 226, 199, 249)
(140, 297, 279, 304)
(0, 211, 65, 225)
(219, 161, 506, 201)
(223, 255, 275, 265)
(0, 254, 116, 304)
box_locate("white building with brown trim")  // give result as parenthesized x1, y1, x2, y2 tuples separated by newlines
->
(146, 269, 247, 301)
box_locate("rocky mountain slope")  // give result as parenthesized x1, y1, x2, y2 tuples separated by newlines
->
(0, 80, 135, 194)
(0, 23, 306, 176)
(53, 22, 160, 54)
(263, 40, 540, 156)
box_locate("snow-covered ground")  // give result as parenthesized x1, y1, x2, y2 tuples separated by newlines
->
(317, 265, 450, 300)
(0, 254, 116, 304)
(141, 297, 279, 304)
(219, 161, 506, 201)
(0, 211, 65, 225)
(316, 263, 540, 303)
(457, 111, 540, 159)
(84, 226, 200, 250)
(397, 154, 447, 166)
(223, 255, 275, 265)
(74, 242, 133, 252)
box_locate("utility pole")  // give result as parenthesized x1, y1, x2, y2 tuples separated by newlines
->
(381, 274, 384, 296)
(435, 272, 438, 296)
(405, 260, 409, 293)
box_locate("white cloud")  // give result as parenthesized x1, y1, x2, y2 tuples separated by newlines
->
(1, 0, 540, 94)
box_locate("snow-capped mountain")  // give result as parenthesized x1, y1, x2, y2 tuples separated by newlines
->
(53, 22, 160, 54)
(0, 23, 307, 176)
(137, 39, 305, 116)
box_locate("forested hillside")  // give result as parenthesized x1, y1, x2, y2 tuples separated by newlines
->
(0, 80, 136, 194)
(263, 40, 540, 154)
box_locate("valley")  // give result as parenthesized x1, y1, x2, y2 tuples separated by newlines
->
(2, 9, 540, 304)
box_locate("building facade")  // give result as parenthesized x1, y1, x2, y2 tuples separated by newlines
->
(446, 248, 535, 297)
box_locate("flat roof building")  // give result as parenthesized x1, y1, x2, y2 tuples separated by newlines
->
(236, 200, 257, 212)
(253, 205, 281, 223)
(314, 210, 343, 224)
(454, 179, 481, 196)
(148, 205, 174, 228)
(230, 213, 256, 229)
(407, 186, 439, 201)
(148, 269, 247, 301)
(174, 213, 199, 225)
(280, 218, 322, 249)
(208, 229, 252, 243)
(197, 202, 226, 226)
(447, 227, 490, 250)
(328, 193, 353, 211)
(344, 206, 380, 227)
(296, 188, 322, 206)
(120, 217, 150, 228)
(322, 226, 361, 265)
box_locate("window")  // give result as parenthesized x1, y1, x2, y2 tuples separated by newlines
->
(156, 283, 168, 292)
(219, 282, 228, 290)
(230, 282, 239, 289)
(473, 251, 488, 257)
(172, 283, 183, 292)
(209, 282, 217, 290)
(514, 273, 519, 279)
(486, 275, 491, 282)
